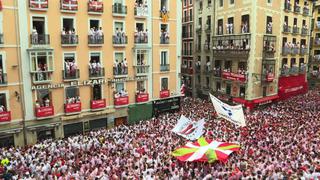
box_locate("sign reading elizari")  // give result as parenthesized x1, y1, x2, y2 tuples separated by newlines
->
(31, 77, 148, 90)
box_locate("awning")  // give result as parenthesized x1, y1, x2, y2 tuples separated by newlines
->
(252, 95, 279, 105)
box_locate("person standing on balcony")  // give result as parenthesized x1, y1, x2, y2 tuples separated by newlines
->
(32, 27, 38, 44)
(114, 59, 118, 75)
(44, 98, 50, 107)
(97, 27, 103, 43)
(89, 28, 95, 43)
(0, 65, 3, 84)
(115, 28, 120, 44)
(143, 29, 148, 43)
(120, 28, 126, 44)
(123, 58, 128, 74)
(71, 28, 76, 44)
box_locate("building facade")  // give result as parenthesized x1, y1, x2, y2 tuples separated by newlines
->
(188, 0, 312, 110)
(309, 1, 320, 87)
(181, 0, 194, 96)
(0, 0, 182, 147)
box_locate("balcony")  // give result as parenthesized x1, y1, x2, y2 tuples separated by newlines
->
(160, 64, 170, 72)
(181, 67, 193, 74)
(283, 25, 291, 33)
(32, 72, 52, 84)
(212, 34, 251, 58)
(62, 69, 80, 81)
(300, 48, 308, 55)
(88, 1, 103, 14)
(0, 73, 7, 86)
(293, 5, 300, 13)
(91, 99, 106, 110)
(29, 0, 48, 11)
(160, 90, 170, 98)
(88, 35, 104, 46)
(134, 65, 149, 76)
(136, 93, 149, 103)
(263, 35, 276, 59)
(60, 0, 78, 12)
(301, 28, 308, 36)
(291, 47, 299, 55)
(113, 67, 128, 78)
(160, 35, 170, 44)
(222, 71, 247, 83)
(182, 50, 192, 56)
(65, 102, 81, 114)
(30, 34, 50, 45)
(35, 106, 54, 118)
(61, 35, 78, 46)
(0, 111, 11, 122)
(303, 7, 309, 16)
(134, 6, 148, 18)
(134, 34, 148, 44)
(314, 38, 320, 46)
(213, 49, 250, 58)
(112, 3, 127, 16)
(114, 96, 129, 107)
(113, 35, 128, 47)
(89, 67, 105, 79)
(284, 3, 292, 12)
(204, 42, 211, 51)
(292, 26, 300, 35)
(282, 47, 291, 56)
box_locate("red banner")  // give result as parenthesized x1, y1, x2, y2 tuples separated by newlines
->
(88, 1, 103, 12)
(136, 93, 149, 103)
(222, 72, 246, 82)
(278, 74, 308, 100)
(114, 96, 129, 106)
(65, 102, 81, 113)
(30, 0, 48, 9)
(35, 106, 54, 118)
(91, 99, 106, 109)
(160, 90, 170, 98)
(0, 111, 11, 122)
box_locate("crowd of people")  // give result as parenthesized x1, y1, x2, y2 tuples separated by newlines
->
(1, 89, 320, 179)
(213, 39, 250, 51)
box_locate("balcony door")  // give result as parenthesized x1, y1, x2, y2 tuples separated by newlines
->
(32, 16, 46, 35)
(92, 85, 102, 100)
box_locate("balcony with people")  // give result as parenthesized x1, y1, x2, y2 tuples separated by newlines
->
(89, 59, 104, 79)
(91, 85, 106, 110)
(212, 34, 251, 58)
(134, 0, 148, 18)
(88, 0, 103, 14)
(221, 67, 247, 83)
(29, 0, 49, 11)
(134, 27, 148, 44)
(63, 58, 79, 81)
(300, 45, 308, 56)
(113, 28, 127, 46)
(30, 27, 50, 46)
(159, 2, 169, 22)
(114, 88, 129, 107)
(293, 3, 301, 13)
(35, 89, 54, 118)
(160, 28, 170, 44)
(30, 52, 54, 83)
(136, 83, 149, 103)
(204, 41, 211, 51)
(65, 96, 81, 114)
(112, 3, 127, 16)
(266, 21, 273, 34)
(213, 66, 222, 78)
(134, 50, 149, 76)
(195, 59, 201, 74)
(303, 6, 309, 16)
(292, 25, 300, 35)
(283, 21, 291, 33)
(263, 35, 276, 58)
(88, 27, 104, 46)
(61, 28, 78, 46)
(301, 24, 308, 36)
(280, 63, 300, 76)
(204, 60, 212, 75)
(262, 64, 275, 83)
(241, 15, 250, 34)
(284, 0, 292, 11)
(60, 0, 78, 12)
(113, 58, 128, 78)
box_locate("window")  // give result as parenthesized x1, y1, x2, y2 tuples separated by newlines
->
(208, 0, 212, 6)
(92, 84, 102, 100)
(160, 0, 168, 10)
(216, 82, 221, 91)
(90, 19, 101, 30)
(136, 50, 147, 65)
(32, 16, 46, 35)
(36, 89, 51, 107)
(267, 0, 272, 4)
(241, 15, 250, 33)
(160, 51, 168, 65)
(217, 19, 223, 35)
(62, 18, 75, 33)
(219, 0, 223, 7)
(137, 81, 146, 92)
(230, 0, 234, 5)
(65, 87, 80, 104)
(240, 86, 245, 97)
(266, 16, 272, 34)
(115, 82, 125, 93)
(161, 77, 168, 90)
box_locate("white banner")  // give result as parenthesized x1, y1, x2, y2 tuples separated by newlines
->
(172, 115, 205, 140)
(210, 94, 246, 127)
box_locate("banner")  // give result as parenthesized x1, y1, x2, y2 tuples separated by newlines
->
(210, 94, 246, 127)
(172, 115, 205, 140)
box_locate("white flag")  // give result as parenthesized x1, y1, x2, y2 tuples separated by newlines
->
(209, 94, 246, 127)
(172, 115, 205, 140)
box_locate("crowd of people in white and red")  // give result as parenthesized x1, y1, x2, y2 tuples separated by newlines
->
(0, 89, 320, 179)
